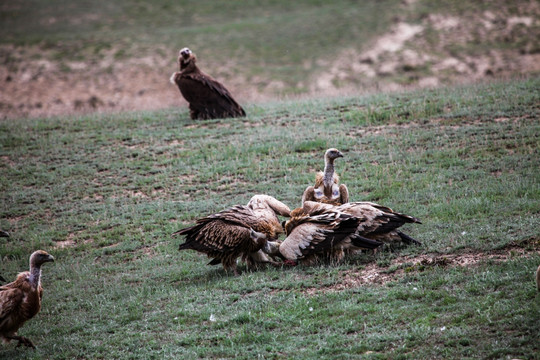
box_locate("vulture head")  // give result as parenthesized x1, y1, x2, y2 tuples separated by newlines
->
(178, 47, 196, 70)
(30, 250, 55, 267)
(262, 239, 281, 256)
(249, 228, 268, 247)
(325, 148, 343, 162)
(180, 47, 192, 59)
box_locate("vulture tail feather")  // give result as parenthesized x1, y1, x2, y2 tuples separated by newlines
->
(397, 231, 422, 245)
(350, 234, 384, 249)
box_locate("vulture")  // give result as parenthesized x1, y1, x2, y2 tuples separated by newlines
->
(0, 250, 55, 349)
(262, 206, 382, 265)
(170, 47, 246, 120)
(172, 195, 291, 274)
(263, 201, 421, 265)
(303, 201, 422, 247)
(302, 148, 349, 206)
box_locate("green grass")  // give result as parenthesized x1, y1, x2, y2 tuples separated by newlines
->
(1, 78, 539, 358)
(0, 0, 403, 90)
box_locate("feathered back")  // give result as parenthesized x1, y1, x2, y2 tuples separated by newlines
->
(303, 201, 422, 245)
(278, 207, 381, 261)
(172, 195, 291, 273)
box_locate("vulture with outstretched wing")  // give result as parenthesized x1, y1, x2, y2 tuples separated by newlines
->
(170, 47, 246, 120)
(303, 201, 422, 247)
(262, 206, 382, 265)
(0, 250, 55, 349)
(302, 148, 349, 206)
(263, 200, 421, 265)
(172, 195, 290, 274)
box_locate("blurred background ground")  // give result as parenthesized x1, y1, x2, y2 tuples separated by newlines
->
(0, 0, 538, 120)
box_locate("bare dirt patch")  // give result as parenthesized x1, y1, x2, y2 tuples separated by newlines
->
(310, 3, 540, 95)
(302, 239, 539, 294)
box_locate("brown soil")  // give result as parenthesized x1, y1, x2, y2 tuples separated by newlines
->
(302, 238, 540, 294)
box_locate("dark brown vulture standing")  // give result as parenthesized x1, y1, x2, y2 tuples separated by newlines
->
(170, 47, 246, 120)
(172, 195, 291, 275)
(302, 148, 349, 206)
(0, 250, 55, 349)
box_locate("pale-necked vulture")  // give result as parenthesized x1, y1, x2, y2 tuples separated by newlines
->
(172, 195, 290, 274)
(0, 250, 55, 349)
(302, 148, 349, 206)
(170, 47, 246, 120)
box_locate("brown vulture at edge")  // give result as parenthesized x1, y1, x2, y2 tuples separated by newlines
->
(302, 148, 349, 206)
(172, 195, 291, 275)
(170, 47, 246, 120)
(0, 250, 55, 349)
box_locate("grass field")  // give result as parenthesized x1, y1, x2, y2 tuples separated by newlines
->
(0, 77, 539, 359)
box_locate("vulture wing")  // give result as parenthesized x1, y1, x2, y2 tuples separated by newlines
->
(280, 215, 361, 260)
(301, 186, 316, 204)
(339, 184, 349, 204)
(336, 201, 422, 245)
(247, 194, 291, 218)
(177, 219, 252, 253)
(177, 74, 245, 120)
(173, 205, 256, 251)
(0, 286, 24, 329)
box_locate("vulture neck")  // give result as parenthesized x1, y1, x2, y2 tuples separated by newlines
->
(28, 263, 43, 289)
(322, 156, 336, 195)
(180, 56, 198, 73)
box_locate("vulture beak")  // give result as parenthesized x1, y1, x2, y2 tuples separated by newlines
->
(45, 254, 55, 263)
(337, 150, 344, 158)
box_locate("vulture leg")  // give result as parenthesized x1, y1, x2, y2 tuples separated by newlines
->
(221, 257, 240, 276)
(189, 104, 200, 120)
(9, 335, 36, 349)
